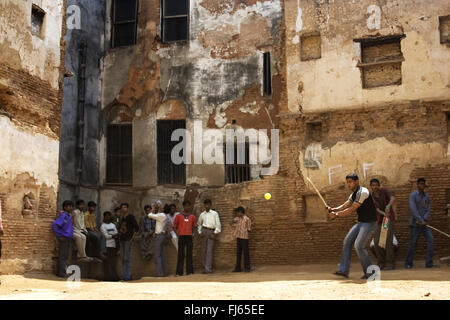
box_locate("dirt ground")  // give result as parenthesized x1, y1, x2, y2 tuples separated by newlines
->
(0, 262, 449, 300)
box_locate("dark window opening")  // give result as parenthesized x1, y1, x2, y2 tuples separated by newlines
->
(225, 141, 251, 184)
(112, 0, 138, 48)
(162, 0, 189, 43)
(106, 124, 133, 184)
(300, 33, 321, 61)
(263, 52, 272, 96)
(157, 120, 186, 185)
(306, 122, 322, 142)
(31, 5, 45, 38)
(439, 15, 450, 45)
(355, 35, 405, 89)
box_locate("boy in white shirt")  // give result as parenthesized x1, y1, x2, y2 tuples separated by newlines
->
(100, 211, 119, 281)
(148, 200, 168, 277)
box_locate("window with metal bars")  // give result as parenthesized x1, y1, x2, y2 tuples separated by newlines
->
(157, 120, 186, 185)
(263, 52, 272, 96)
(111, 0, 138, 48)
(225, 142, 251, 184)
(161, 0, 189, 43)
(106, 124, 133, 184)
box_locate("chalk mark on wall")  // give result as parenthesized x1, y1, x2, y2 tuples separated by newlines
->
(366, 5, 381, 30)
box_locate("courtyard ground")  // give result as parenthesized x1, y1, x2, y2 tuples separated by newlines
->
(0, 262, 449, 300)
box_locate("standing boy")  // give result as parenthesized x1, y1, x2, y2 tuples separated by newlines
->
(370, 179, 396, 270)
(100, 211, 119, 281)
(230, 206, 252, 272)
(52, 200, 74, 277)
(405, 178, 437, 269)
(148, 200, 168, 277)
(327, 173, 378, 279)
(173, 200, 197, 276)
(118, 203, 139, 281)
(198, 199, 221, 274)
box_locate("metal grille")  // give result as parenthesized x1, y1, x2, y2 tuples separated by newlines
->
(112, 0, 138, 48)
(225, 142, 251, 184)
(106, 124, 133, 184)
(157, 120, 186, 185)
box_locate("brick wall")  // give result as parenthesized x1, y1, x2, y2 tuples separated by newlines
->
(180, 103, 450, 271)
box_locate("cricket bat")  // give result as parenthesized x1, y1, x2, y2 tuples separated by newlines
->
(378, 216, 390, 249)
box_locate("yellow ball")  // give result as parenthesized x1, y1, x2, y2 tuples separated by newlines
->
(264, 193, 271, 200)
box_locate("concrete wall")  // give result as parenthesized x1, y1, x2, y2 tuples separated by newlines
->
(284, 0, 450, 114)
(58, 0, 105, 223)
(0, 0, 66, 273)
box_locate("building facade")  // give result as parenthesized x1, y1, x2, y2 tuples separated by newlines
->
(0, 0, 66, 273)
(57, 0, 450, 277)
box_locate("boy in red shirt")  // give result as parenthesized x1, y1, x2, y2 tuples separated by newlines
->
(173, 200, 197, 276)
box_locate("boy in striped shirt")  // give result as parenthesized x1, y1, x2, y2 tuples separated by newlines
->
(230, 206, 252, 272)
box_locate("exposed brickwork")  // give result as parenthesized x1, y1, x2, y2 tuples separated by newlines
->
(0, 0, 66, 274)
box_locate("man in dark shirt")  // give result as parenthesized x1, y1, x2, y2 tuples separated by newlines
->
(370, 179, 396, 270)
(405, 178, 437, 269)
(118, 202, 139, 281)
(327, 173, 378, 279)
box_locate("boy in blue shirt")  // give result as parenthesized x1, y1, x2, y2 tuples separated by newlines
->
(52, 200, 74, 278)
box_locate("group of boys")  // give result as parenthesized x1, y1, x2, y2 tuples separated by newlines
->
(328, 174, 437, 279)
(52, 198, 253, 281)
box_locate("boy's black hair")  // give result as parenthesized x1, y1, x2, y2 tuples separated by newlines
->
(113, 206, 120, 213)
(103, 211, 112, 218)
(144, 204, 151, 210)
(345, 173, 359, 181)
(75, 199, 85, 206)
(169, 203, 176, 208)
(120, 202, 129, 208)
(417, 178, 426, 184)
(234, 206, 245, 214)
(87, 201, 97, 207)
(369, 178, 380, 185)
(62, 200, 74, 210)
(163, 204, 170, 214)
(183, 200, 191, 206)
(203, 199, 212, 205)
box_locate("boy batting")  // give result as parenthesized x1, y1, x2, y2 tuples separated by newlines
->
(327, 173, 378, 279)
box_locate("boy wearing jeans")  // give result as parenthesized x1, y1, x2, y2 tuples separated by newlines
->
(231, 206, 252, 272)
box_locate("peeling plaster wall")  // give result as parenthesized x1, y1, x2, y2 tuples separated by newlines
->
(278, 0, 450, 263)
(0, 0, 66, 273)
(285, 0, 450, 113)
(0, 0, 63, 89)
(100, 0, 283, 188)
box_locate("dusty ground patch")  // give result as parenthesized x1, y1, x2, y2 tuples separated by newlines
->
(0, 262, 449, 300)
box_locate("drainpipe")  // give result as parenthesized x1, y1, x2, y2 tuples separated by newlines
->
(75, 42, 87, 200)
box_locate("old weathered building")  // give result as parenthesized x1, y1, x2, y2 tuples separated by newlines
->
(0, 0, 66, 273)
(57, 0, 450, 277)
